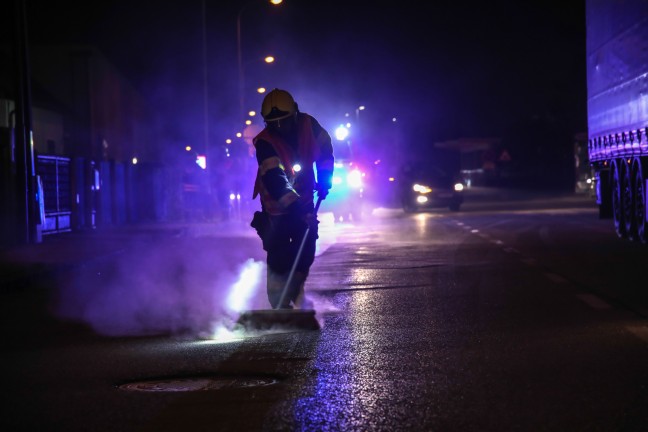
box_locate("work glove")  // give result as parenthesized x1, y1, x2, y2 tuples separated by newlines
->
(316, 169, 333, 200)
(286, 200, 318, 230)
(316, 183, 330, 200)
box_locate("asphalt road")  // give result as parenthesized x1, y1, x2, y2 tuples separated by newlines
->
(3, 190, 648, 431)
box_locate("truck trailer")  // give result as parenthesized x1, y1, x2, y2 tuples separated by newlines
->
(587, 0, 648, 241)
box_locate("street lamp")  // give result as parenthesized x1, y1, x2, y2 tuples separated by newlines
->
(237, 0, 283, 122)
(201, 0, 212, 197)
(356, 105, 365, 123)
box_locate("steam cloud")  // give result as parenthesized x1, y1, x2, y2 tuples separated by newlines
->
(52, 226, 269, 337)
(52, 214, 342, 338)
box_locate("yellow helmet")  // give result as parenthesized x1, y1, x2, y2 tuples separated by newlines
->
(261, 88, 297, 121)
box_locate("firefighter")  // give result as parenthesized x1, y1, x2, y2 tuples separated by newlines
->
(250, 88, 334, 309)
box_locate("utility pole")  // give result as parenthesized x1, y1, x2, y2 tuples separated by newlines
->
(13, 0, 39, 245)
(236, 4, 246, 125)
(237, 0, 283, 124)
(201, 0, 213, 215)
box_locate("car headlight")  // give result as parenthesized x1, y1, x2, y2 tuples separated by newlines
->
(413, 184, 432, 194)
(454, 183, 464, 192)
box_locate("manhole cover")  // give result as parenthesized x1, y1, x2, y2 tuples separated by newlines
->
(118, 377, 279, 392)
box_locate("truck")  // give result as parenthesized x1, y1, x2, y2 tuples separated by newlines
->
(587, 0, 648, 242)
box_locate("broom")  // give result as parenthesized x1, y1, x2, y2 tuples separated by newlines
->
(236, 197, 323, 332)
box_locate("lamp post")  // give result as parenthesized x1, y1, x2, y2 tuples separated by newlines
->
(354, 105, 365, 148)
(199, 0, 220, 220)
(202, 0, 209, 182)
(355, 105, 365, 123)
(237, 0, 283, 123)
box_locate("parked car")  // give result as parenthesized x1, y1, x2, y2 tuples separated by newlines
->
(399, 160, 465, 213)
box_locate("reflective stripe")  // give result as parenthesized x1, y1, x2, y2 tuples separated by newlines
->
(253, 114, 325, 215)
(259, 156, 284, 176)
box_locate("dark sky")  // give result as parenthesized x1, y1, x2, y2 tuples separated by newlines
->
(21, 0, 587, 154)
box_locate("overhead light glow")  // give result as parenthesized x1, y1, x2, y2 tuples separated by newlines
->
(185, 146, 192, 151)
(335, 125, 349, 141)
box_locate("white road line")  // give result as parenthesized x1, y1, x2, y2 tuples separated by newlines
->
(576, 294, 611, 309)
(626, 326, 648, 344)
(491, 239, 504, 245)
(544, 272, 568, 284)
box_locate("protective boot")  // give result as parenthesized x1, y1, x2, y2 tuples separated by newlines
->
(267, 268, 291, 309)
(289, 271, 308, 308)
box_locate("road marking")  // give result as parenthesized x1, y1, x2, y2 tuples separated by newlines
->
(491, 239, 504, 245)
(576, 294, 611, 309)
(544, 272, 567, 284)
(626, 326, 648, 344)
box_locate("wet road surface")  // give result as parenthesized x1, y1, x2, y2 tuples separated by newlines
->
(3, 192, 648, 431)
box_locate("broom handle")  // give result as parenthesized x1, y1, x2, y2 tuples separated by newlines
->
(276, 196, 322, 309)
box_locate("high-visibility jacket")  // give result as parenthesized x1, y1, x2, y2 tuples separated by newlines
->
(253, 113, 334, 215)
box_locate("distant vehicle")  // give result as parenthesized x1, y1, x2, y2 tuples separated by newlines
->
(324, 140, 366, 222)
(586, 0, 648, 242)
(326, 160, 365, 222)
(399, 162, 465, 213)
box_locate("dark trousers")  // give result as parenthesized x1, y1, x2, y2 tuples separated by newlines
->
(264, 212, 318, 273)
(260, 210, 318, 308)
